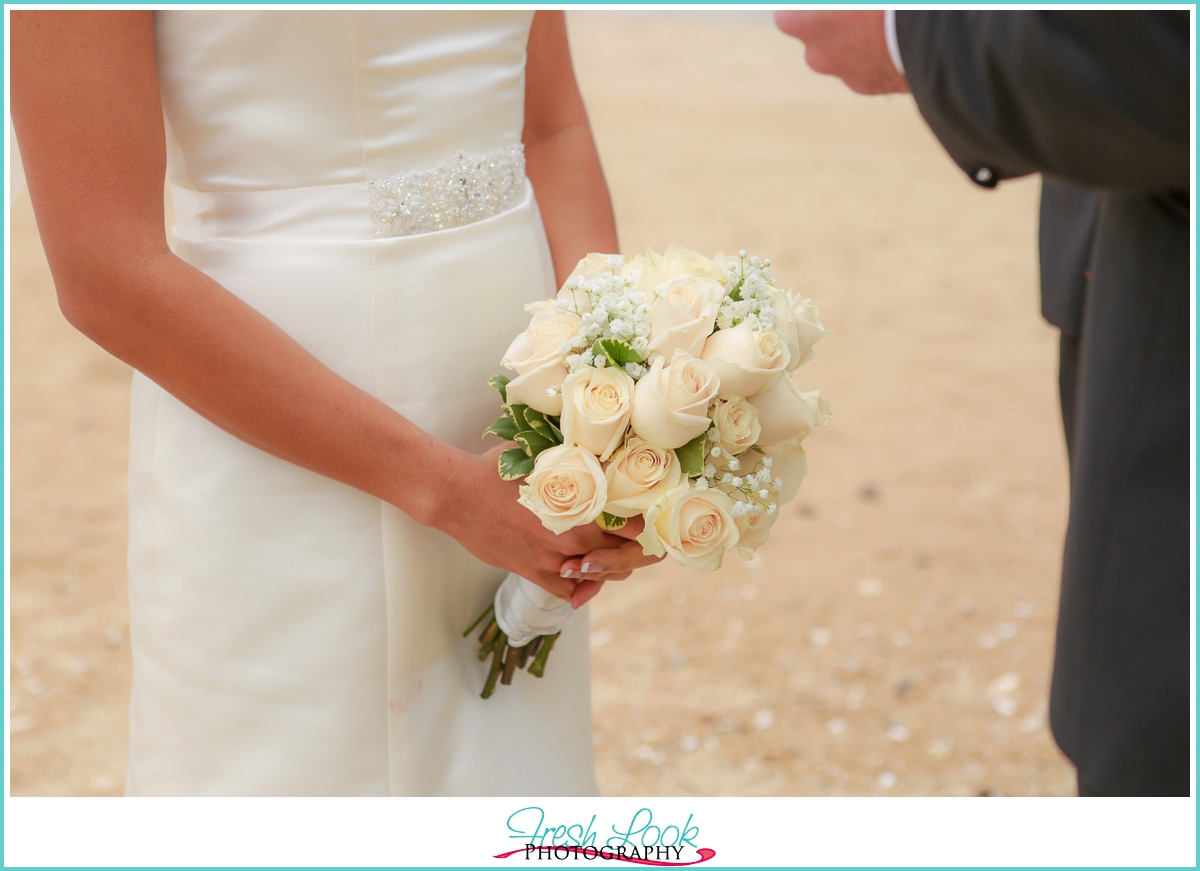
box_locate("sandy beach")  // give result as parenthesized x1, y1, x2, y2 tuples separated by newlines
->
(8, 11, 1075, 796)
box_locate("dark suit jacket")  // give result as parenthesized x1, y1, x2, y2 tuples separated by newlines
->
(895, 10, 1191, 795)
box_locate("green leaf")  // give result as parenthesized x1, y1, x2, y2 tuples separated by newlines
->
(505, 403, 530, 432)
(520, 408, 564, 445)
(597, 512, 627, 531)
(546, 416, 563, 441)
(747, 445, 765, 455)
(514, 430, 555, 458)
(675, 428, 710, 477)
(530, 418, 563, 444)
(483, 413, 519, 441)
(498, 448, 535, 481)
(591, 337, 644, 368)
(488, 374, 511, 403)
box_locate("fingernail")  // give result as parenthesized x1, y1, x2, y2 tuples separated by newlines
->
(561, 568, 578, 579)
(582, 562, 594, 574)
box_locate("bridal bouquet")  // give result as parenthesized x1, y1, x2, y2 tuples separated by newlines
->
(468, 245, 830, 696)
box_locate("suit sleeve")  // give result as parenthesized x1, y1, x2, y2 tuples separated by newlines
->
(894, 11, 1190, 192)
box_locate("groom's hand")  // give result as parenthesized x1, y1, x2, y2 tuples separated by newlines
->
(775, 10, 909, 95)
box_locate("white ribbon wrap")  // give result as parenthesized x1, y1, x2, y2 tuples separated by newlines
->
(493, 572, 574, 647)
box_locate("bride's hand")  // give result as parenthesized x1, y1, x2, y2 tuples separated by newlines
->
(428, 444, 629, 601)
(558, 516, 665, 609)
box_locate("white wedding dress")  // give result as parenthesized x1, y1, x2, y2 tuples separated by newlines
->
(126, 10, 597, 796)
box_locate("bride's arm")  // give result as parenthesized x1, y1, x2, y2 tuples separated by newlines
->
(523, 12, 664, 603)
(523, 11, 619, 284)
(10, 10, 620, 599)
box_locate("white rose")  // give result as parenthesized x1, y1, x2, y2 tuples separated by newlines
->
(561, 253, 655, 303)
(501, 309, 581, 415)
(630, 350, 720, 449)
(763, 438, 809, 505)
(647, 274, 724, 359)
(567, 252, 620, 282)
(560, 366, 634, 462)
(636, 481, 740, 571)
(768, 290, 801, 369)
(649, 243, 726, 283)
(735, 506, 780, 554)
(517, 444, 608, 534)
(790, 295, 829, 370)
(747, 377, 832, 447)
(701, 322, 791, 400)
(711, 249, 733, 280)
(767, 292, 829, 372)
(603, 437, 684, 518)
(621, 254, 655, 293)
(713, 396, 761, 456)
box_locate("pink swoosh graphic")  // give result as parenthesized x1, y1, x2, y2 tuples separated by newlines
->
(493, 846, 716, 866)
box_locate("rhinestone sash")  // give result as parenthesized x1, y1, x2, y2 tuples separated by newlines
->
(367, 144, 527, 238)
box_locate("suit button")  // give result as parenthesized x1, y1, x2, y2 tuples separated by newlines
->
(971, 166, 997, 187)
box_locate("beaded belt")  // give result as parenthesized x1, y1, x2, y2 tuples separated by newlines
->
(168, 144, 528, 243)
(367, 144, 527, 238)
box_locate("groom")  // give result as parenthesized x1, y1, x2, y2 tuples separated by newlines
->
(776, 10, 1191, 796)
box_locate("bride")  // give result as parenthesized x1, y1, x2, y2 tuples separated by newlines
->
(11, 9, 661, 795)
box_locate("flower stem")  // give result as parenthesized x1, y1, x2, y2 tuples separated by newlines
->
(526, 635, 543, 661)
(463, 602, 494, 639)
(481, 631, 507, 699)
(479, 618, 500, 647)
(528, 632, 560, 678)
(478, 619, 501, 661)
(500, 643, 521, 686)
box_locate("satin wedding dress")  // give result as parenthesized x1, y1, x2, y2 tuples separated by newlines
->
(127, 10, 597, 796)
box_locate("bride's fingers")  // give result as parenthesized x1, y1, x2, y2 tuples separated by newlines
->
(529, 571, 579, 602)
(609, 515, 644, 541)
(558, 525, 627, 555)
(579, 540, 664, 577)
(562, 552, 618, 581)
(570, 579, 605, 610)
(559, 556, 632, 583)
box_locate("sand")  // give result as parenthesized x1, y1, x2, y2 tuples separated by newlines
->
(7, 11, 1075, 797)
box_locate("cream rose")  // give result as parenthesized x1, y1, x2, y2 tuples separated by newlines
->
(567, 252, 621, 282)
(766, 291, 828, 371)
(630, 350, 720, 449)
(789, 295, 829, 370)
(768, 290, 801, 370)
(649, 243, 727, 284)
(747, 376, 832, 448)
(713, 396, 761, 456)
(701, 322, 791, 400)
(735, 505, 780, 554)
(603, 437, 684, 518)
(561, 253, 655, 304)
(560, 366, 634, 462)
(647, 274, 724, 359)
(501, 308, 581, 415)
(763, 438, 809, 505)
(636, 481, 740, 571)
(517, 445, 608, 534)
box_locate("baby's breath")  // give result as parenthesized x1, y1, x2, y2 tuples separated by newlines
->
(716, 252, 778, 332)
(703, 450, 782, 518)
(558, 267, 653, 375)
